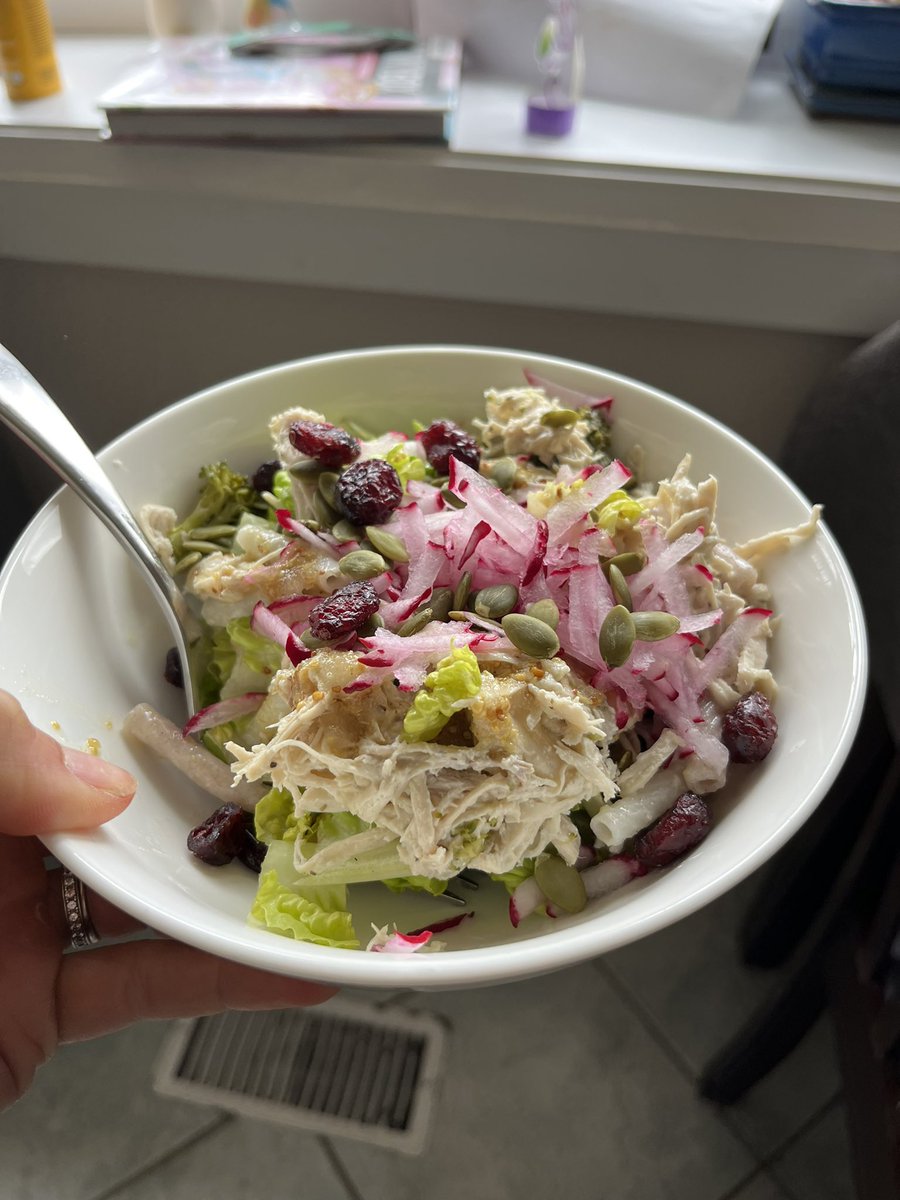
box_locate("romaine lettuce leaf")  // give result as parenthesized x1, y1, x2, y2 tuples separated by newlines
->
(250, 870, 358, 949)
(254, 786, 305, 844)
(403, 645, 481, 742)
(219, 617, 284, 701)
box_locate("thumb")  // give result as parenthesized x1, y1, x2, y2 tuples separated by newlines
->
(0, 691, 136, 836)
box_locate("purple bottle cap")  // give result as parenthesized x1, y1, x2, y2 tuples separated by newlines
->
(526, 100, 576, 137)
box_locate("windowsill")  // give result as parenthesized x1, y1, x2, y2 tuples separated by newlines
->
(3, 35, 900, 337)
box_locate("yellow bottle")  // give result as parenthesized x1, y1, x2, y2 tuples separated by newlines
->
(0, 0, 62, 102)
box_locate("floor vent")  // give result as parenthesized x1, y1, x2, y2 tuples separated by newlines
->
(153, 997, 446, 1155)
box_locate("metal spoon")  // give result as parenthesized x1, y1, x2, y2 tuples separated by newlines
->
(0, 341, 197, 715)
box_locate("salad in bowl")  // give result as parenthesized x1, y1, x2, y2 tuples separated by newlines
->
(125, 366, 820, 955)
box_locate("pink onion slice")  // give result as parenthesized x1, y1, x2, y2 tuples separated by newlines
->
(630, 529, 705, 598)
(267, 594, 319, 626)
(697, 606, 773, 692)
(182, 692, 267, 739)
(522, 368, 614, 413)
(447, 457, 536, 547)
(580, 854, 647, 900)
(369, 930, 433, 954)
(250, 600, 310, 667)
(545, 460, 632, 546)
(275, 509, 340, 559)
(407, 911, 474, 937)
(509, 875, 545, 927)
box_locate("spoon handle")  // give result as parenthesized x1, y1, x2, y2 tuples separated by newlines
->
(0, 342, 193, 693)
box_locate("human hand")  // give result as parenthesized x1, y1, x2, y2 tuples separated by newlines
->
(0, 690, 334, 1111)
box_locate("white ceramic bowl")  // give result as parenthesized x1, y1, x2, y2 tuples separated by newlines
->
(0, 346, 867, 989)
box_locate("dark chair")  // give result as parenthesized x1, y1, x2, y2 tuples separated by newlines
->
(698, 324, 900, 1200)
(0, 424, 38, 565)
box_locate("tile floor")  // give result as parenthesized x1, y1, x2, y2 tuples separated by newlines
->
(1, 868, 857, 1200)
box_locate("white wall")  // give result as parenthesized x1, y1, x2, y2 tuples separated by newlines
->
(0, 255, 858, 513)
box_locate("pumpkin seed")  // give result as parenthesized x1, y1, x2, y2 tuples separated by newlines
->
(603, 551, 646, 577)
(631, 611, 681, 641)
(616, 748, 635, 771)
(429, 586, 454, 623)
(358, 613, 384, 637)
(339, 549, 388, 581)
(332, 518, 363, 543)
(397, 607, 433, 637)
(365, 527, 409, 563)
(525, 598, 560, 631)
(173, 550, 202, 574)
(313, 491, 338, 528)
(300, 629, 328, 649)
(599, 605, 635, 669)
(473, 583, 519, 620)
(453, 570, 473, 612)
(608, 563, 632, 611)
(501, 613, 560, 659)
(540, 408, 580, 429)
(441, 486, 466, 510)
(288, 458, 322, 477)
(534, 855, 587, 913)
(489, 457, 517, 492)
(317, 471, 340, 510)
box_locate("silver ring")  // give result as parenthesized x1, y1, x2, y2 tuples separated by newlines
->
(61, 868, 100, 949)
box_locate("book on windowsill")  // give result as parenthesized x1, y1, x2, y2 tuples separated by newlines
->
(97, 34, 462, 145)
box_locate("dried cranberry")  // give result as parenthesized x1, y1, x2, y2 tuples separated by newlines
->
(333, 459, 402, 526)
(633, 791, 712, 868)
(251, 459, 281, 494)
(288, 420, 359, 469)
(187, 802, 248, 867)
(308, 580, 379, 641)
(722, 691, 778, 763)
(238, 813, 268, 874)
(419, 419, 481, 475)
(164, 646, 184, 689)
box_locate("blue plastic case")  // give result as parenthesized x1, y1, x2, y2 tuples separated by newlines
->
(800, 0, 900, 92)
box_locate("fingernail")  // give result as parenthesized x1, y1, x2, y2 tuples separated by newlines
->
(63, 747, 136, 797)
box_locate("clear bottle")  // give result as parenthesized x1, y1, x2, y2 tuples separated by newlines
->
(526, 0, 584, 137)
(0, 0, 62, 103)
(145, 0, 222, 38)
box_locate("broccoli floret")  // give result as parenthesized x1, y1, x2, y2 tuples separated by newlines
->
(170, 463, 258, 557)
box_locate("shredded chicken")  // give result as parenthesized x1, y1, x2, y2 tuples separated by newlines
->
(475, 387, 597, 470)
(186, 541, 341, 627)
(649, 455, 719, 543)
(228, 650, 618, 879)
(734, 506, 822, 562)
(138, 504, 178, 575)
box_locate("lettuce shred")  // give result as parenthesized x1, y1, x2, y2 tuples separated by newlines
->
(269, 469, 295, 516)
(384, 443, 429, 488)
